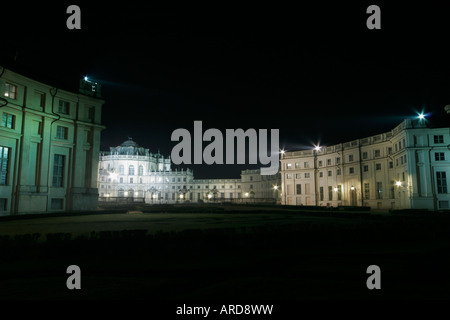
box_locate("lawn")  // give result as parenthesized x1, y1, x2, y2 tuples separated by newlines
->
(0, 206, 449, 300)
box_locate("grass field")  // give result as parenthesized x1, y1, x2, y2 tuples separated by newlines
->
(0, 205, 449, 300)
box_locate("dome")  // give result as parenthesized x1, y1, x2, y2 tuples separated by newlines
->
(120, 137, 139, 148)
(110, 137, 147, 156)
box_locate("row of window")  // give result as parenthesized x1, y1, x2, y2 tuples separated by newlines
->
(3, 83, 95, 120)
(288, 171, 448, 199)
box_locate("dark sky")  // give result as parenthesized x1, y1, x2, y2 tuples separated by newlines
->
(1, 3, 449, 178)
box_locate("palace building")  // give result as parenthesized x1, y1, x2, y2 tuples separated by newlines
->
(0, 67, 105, 215)
(280, 119, 450, 211)
(98, 138, 281, 204)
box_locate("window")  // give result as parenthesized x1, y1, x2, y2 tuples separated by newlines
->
(439, 201, 449, 209)
(229, 193, 233, 199)
(362, 152, 368, 159)
(0, 146, 10, 185)
(328, 170, 332, 177)
(36, 91, 46, 108)
(56, 126, 68, 139)
(319, 187, 324, 201)
(118, 189, 124, 197)
(376, 182, 383, 199)
(436, 172, 447, 194)
(221, 193, 225, 198)
(318, 160, 323, 167)
(434, 135, 444, 144)
(376, 163, 381, 170)
(374, 150, 381, 157)
(304, 173, 310, 178)
(1, 113, 15, 129)
(337, 185, 342, 200)
(87, 106, 95, 121)
(286, 163, 292, 169)
(52, 154, 65, 187)
(4, 83, 18, 99)
(328, 186, 333, 201)
(337, 168, 341, 175)
(364, 183, 370, 200)
(389, 161, 393, 169)
(138, 165, 143, 176)
(336, 157, 341, 164)
(387, 147, 392, 155)
(51, 199, 64, 210)
(348, 155, 354, 162)
(319, 172, 323, 178)
(119, 177, 123, 183)
(363, 165, 369, 172)
(304, 162, 309, 168)
(250, 184, 253, 189)
(0, 198, 7, 211)
(435, 152, 445, 161)
(129, 165, 134, 175)
(58, 100, 70, 114)
(327, 159, 331, 166)
(130, 178, 133, 183)
(286, 173, 292, 179)
(119, 165, 124, 175)
(349, 167, 354, 174)
(250, 176, 253, 181)
(296, 173, 301, 179)
(296, 184, 301, 195)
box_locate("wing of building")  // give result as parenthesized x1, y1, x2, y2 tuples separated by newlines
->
(0, 67, 105, 215)
(280, 119, 450, 211)
(98, 139, 281, 204)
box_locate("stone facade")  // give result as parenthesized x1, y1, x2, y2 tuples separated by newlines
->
(280, 119, 450, 210)
(98, 139, 281, 204)
(0, 67, 105, 215)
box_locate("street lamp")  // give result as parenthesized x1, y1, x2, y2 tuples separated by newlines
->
(395, 181, 402, 187)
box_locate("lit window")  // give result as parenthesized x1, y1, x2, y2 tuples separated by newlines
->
(4, 83, 17, 99)
(1, 113, 15, 129)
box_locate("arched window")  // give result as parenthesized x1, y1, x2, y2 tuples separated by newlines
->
(119, 165, 124, 175)
(138, 165, 143, 176)
(129, 165, 135, 175)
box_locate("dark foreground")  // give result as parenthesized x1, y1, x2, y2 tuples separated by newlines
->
(0, 206, 449, 303)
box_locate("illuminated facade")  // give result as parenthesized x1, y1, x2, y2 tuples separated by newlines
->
(98, 139, 281, 204)
(0, 67, 105, 215)
(280, 119, 450, 210)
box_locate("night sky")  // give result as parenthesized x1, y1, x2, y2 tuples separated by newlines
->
(1, 3, 449, 178)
